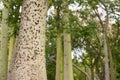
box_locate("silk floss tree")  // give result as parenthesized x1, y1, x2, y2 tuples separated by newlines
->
(8, 0, 48, 80)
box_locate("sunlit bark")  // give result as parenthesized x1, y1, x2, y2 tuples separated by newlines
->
(8, 0, 47, 79)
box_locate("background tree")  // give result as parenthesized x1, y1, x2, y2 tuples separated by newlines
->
(0, 0, 9, 80)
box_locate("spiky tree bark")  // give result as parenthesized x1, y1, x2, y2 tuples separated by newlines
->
(0, 1, 9, 80)
(8, 0, 47, 79)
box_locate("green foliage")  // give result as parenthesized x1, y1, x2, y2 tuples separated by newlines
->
(8, 0, 23, 37)
(46, 41, 56, 80)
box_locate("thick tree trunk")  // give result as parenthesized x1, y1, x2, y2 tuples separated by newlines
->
(63, 1, 74, 80)
(8, 0, 47, 80)
(0, 4, 9, 80)
(55, 34, 64, 80)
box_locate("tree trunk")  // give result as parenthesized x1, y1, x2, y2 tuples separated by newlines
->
(55, 34, 64, 80)
(62, 1, 74, 80)
(0, 3, 9, 80)
(8, 0, 47, 80)
(103, 31, 110, 80)
(64, 33, 74, 80)
(107, 40, 115, 80)
(109, 48, 115, 80)
(8, 36, 15, 69)
(103, 7, 110, 80)
(55, 6, 64, 80)
(73, 64, 91, 80)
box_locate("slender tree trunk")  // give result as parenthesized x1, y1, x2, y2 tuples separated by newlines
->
(0, 3, 9, 80)
(103, 31, 110, 80)
(62, 1, 74, 80)
(55, 34, 64, 80)
(94, 4, 110, 80)
(55, 6, 64, 80)
(8, 36, 15, 69)
(73, 64, 91, 80)
(8, 0, 47, 80)
(109, 49, 115, 80)
(64, 33, 74, 80)
(107, 40, 115, 80)
(103, 7, 110, 80)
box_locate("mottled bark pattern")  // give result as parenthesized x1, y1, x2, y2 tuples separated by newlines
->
(8, 0, 47, 80)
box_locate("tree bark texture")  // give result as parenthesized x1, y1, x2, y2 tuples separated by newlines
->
(8, 0, 47, 80)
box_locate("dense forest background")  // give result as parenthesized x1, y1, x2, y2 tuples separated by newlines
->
(0, 0, 120, 80)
